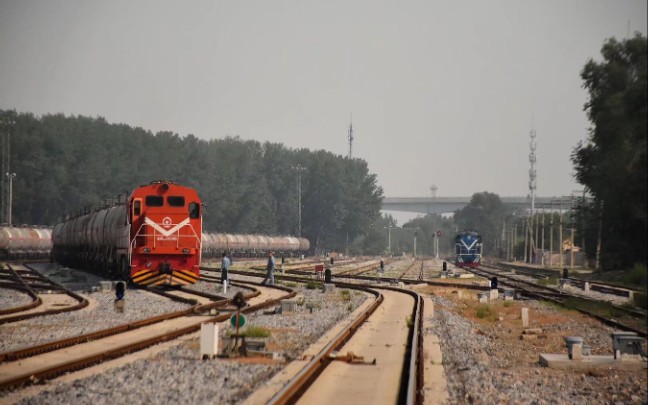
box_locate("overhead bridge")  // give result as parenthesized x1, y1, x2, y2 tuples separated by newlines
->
(382, 196, 568, 215)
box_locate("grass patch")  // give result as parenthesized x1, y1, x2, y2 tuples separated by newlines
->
(306, 281, 323, 290)
(232, 325, 271, 338)
(537, 277, 559, 287)
(587, 263, 648, 291)
(339, 289, 352, 301)
(634, 292, 648, 310)
(502, 300, 513, 308)
(405, 315, 413, 327)
(475, 305, 493, 319)
(284, 282, 298, 288)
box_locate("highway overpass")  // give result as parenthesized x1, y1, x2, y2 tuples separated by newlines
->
(382, 196, 570, 215)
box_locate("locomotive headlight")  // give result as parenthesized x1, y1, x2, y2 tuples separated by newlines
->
(146, 262, 152, 268)
(143, 248, 151, 253)
(182, 248, 190, 254)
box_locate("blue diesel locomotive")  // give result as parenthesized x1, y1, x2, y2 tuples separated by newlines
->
(455, 231, 482, 268)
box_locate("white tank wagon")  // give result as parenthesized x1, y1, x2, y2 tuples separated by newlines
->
(51, 204, 129, 275)
(201, 232, 310, 257)
(0, 225, 53, 259)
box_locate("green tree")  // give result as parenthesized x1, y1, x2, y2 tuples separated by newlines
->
(572, 34, 647, 269)
(454, 192, 507, 255)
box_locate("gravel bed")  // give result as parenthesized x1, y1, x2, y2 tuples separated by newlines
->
(428, 294, 647, 404)
(0, 289, 191, 353)
(12, 282, 369, 404)
(0, 287, 33, 310)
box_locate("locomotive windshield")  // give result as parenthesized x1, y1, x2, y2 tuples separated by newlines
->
(167, 196, 185, 207)
(145, 196, 164, 206)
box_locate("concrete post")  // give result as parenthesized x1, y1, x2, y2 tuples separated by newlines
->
(521, 307, 529, 328)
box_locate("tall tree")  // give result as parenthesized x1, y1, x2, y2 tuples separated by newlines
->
(572, 34, 647, 269)
(454, 192, 507, 255)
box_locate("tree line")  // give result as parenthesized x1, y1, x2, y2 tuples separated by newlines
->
(0, 111, 383, 254)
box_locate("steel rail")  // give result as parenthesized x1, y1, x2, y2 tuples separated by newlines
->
(0, 285, 261, 363)
(267, 283, 425, 405)
(0, 282, 296, 391)
(0, 264, 88, 324)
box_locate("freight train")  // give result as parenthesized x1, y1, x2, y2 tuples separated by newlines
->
(0, 226, 52, 259)
(50, 180, 310, 286)
(52, 181, 203, 286)
(201, 233, 309, 258)
(454, 231, 482, 268)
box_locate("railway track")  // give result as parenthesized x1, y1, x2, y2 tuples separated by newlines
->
(204, 263, 427, 405)
(465, 264, 647, 337)
(0, 263, 88, 324)
(0, 280, 294, 391)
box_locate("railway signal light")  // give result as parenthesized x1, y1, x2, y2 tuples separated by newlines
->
(115, 281, 126, 300)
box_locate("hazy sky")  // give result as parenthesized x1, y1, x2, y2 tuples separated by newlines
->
(1, 1, 646, 201)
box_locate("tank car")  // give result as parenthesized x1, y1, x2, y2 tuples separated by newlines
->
(201, 232, 310, 257)
(52, 181, 202, 286)
(0, 225, 52, 259)
(454, 231, 482, 268)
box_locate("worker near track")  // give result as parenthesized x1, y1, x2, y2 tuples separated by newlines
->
(221, 252, 230, 285)
(262, 251, 276, 285)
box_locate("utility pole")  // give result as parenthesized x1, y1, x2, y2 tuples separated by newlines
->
(1, 117, 15, 224)
(6, 172, 15, 225)
(413, 230, 417, 258)
(541, 209, 545, 267)
(385, 224, 392, 254)
(559, 199, 564, 269)
(549, 202, 554, 268)
(292, 165, 306, 237)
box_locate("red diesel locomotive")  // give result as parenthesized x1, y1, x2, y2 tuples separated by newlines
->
(52, 181, 202, 286)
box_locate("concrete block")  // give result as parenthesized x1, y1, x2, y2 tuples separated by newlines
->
(523, 328, 543, 335)
(572, 343, 583, 360)
(489, 289, 499, 300)
(281, 299, 297, 314)
(477, 292, 488, 303)
(583, 282, 590, 292)
(323, 283, 335, 293)
(521, 334, 538, 341)
(100, 281, 113, 292)
(114, 299, 125, 313)
(521, 307, 529, 328)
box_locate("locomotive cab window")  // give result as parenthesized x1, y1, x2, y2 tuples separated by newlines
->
(189, 202, 200, 219)
(167, 196, 185, 207)
(133, 200, 142, 216)
(146, 196, 164, 207)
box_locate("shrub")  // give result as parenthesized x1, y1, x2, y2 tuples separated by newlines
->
(306, 281, 322, 290)
(340, 289, 351, 301)
(475, 305, 492, 319)
(626, 263, 648, 288)
(634, 292, 648, 310)
(237, 325, 271, 338)
(503, 301, 513, 308)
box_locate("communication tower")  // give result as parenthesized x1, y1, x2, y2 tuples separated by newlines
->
(528, 129, 537, 212)
(348, 115, 354, 159)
